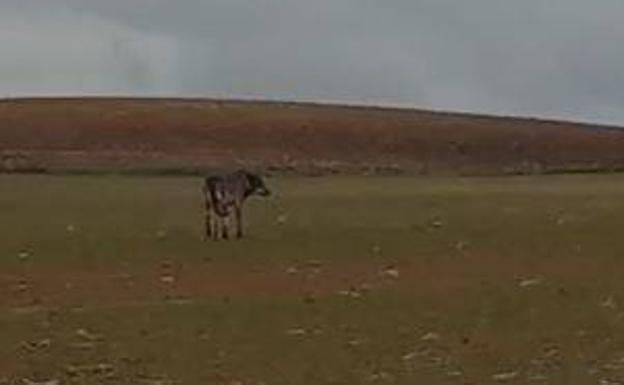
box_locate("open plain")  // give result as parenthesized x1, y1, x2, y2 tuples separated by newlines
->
(2, 174, 624, 384)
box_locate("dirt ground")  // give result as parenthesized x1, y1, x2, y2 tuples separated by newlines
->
(2, 98, 624, 175)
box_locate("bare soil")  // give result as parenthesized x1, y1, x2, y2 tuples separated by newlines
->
(2, 97, 624, 175)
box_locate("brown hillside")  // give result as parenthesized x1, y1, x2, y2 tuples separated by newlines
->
(1, 97, 624, 175)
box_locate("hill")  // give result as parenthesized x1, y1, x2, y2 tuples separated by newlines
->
(1, 97, 624, 175)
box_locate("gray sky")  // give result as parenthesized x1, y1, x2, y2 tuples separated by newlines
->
(1, 1, 623, 125)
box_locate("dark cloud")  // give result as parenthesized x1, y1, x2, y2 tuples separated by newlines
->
(1, 0, 623, 125)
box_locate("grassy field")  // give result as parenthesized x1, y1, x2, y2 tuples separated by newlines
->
(2, 174, 624, 384)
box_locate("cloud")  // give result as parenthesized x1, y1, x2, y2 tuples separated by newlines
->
(1, 0, 624, 125)
(0, 3, 180, 96)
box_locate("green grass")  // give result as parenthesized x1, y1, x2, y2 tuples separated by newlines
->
(2, 174, 624, 384)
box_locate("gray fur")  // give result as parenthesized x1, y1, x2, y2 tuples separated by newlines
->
(202, 170, 270, 240)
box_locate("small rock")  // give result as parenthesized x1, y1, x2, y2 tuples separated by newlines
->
(368, 371, 391, 382)
(337, 288, 362, 298)
(276, 214, 289, 225)
(305, 260, 323, 275)
(492, 370, 518, 381)
(160, 275, 175, 284)
(602, 296, 618, 309)
(13, 280, 29, 292)
(69, 342, 96, 350)
(66, 363, 114, 377)
(285, 328, 307, 336)
(20, 338, 51, 352)
(197, 330, 210, 340)
(93, 363, 115, 375)
(543, 345, 560, 358)
(75, 328, 102, 341)
(429, 217, 444, 228)
(602, 359, 624, 371)
(421, 332, 440, 342)
(455, 241, 468, 252)
(347, 338, 364, 347)
(285, 266, 298, 275)
(518, 277, 543, 288)
(22, 379, 59, 385)
(528, 373, 548, 382)
(18, 251, 30, 260)
(600, 379, 623, 385)
(381, 267, 400, 279)
(66, 224, 76, 233)
(306, 259, 323, 267)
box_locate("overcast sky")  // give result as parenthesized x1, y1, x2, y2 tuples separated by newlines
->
(1, 1, 623, 125)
